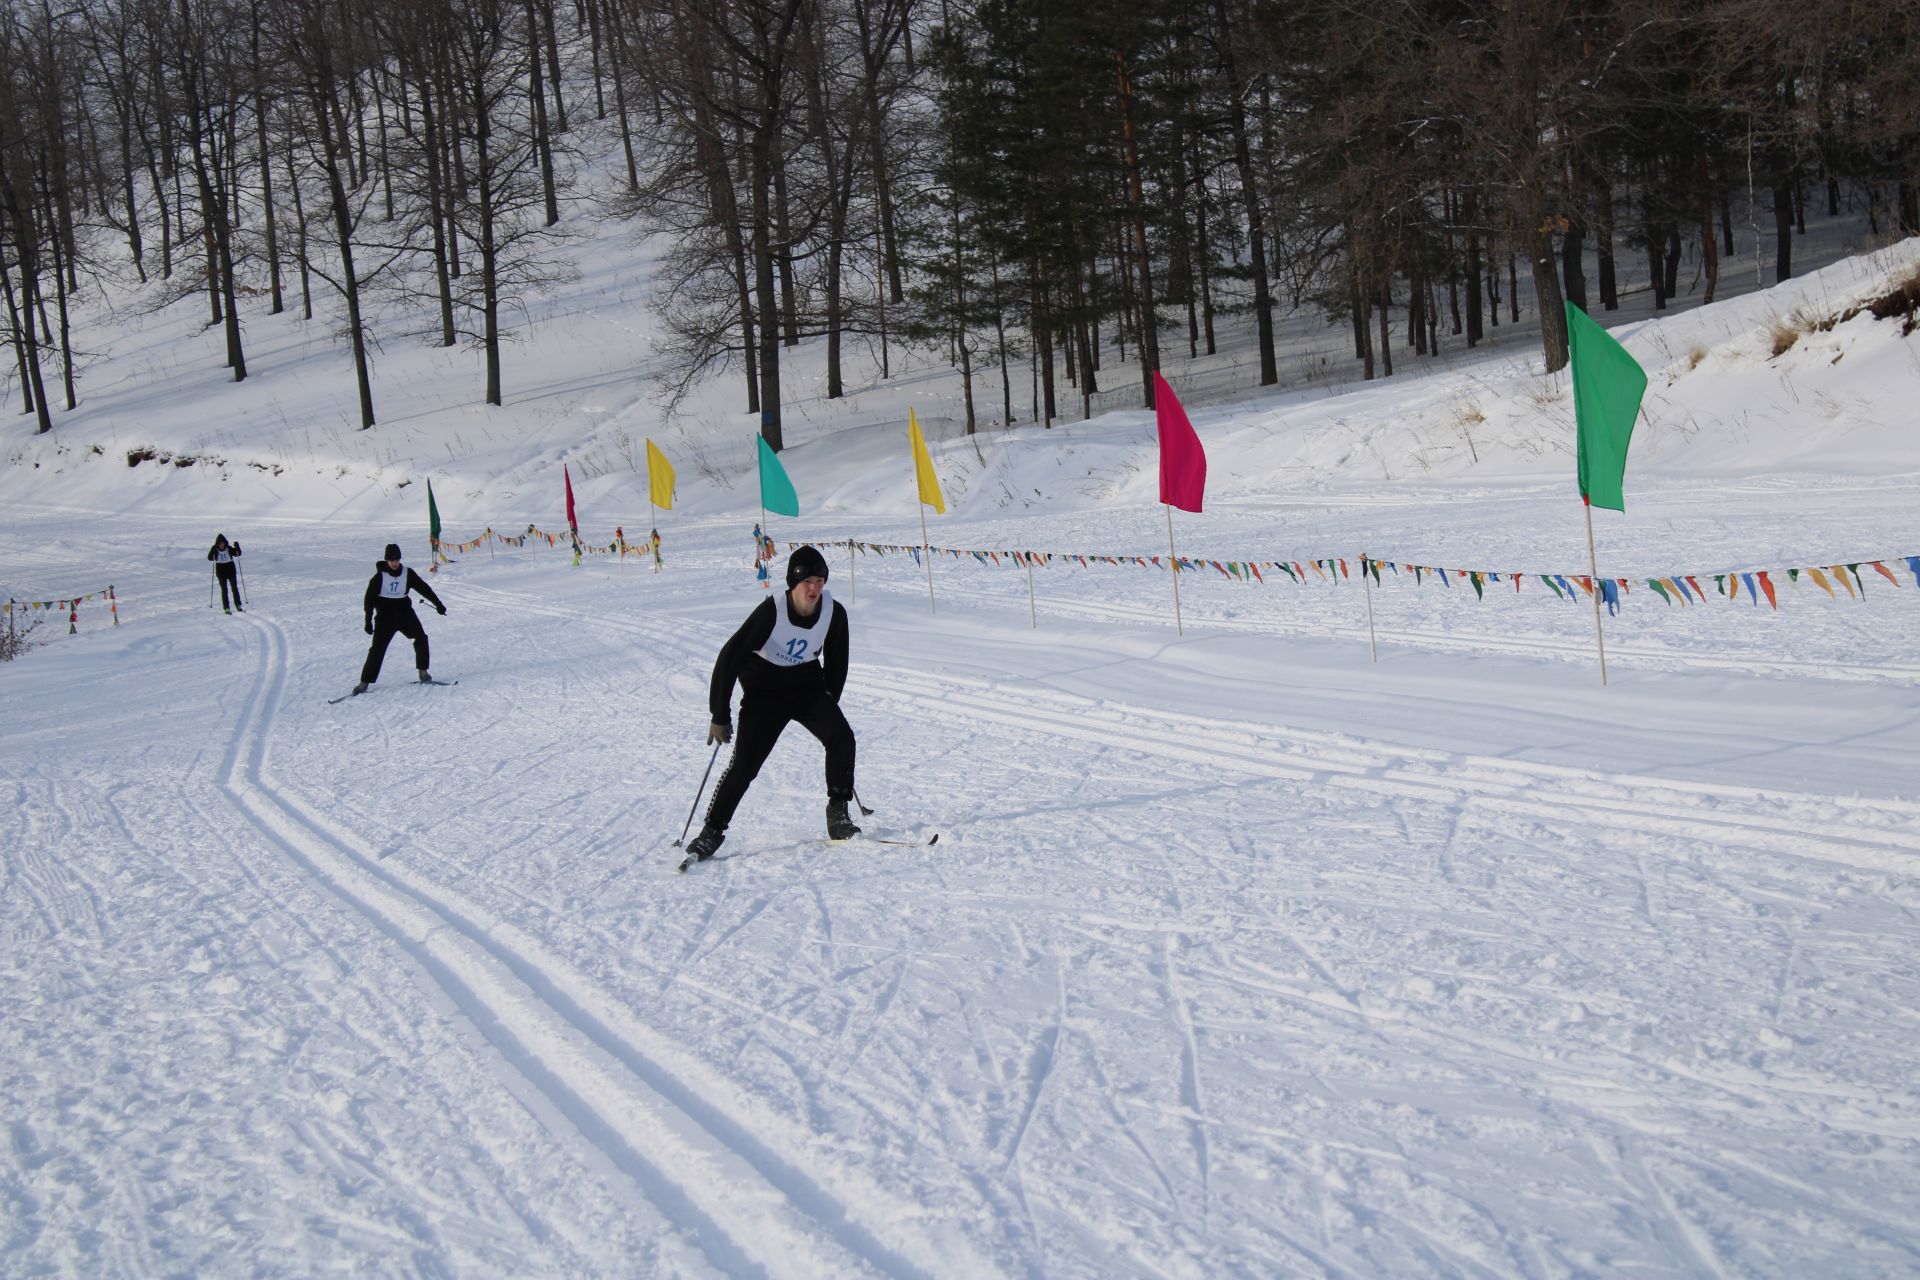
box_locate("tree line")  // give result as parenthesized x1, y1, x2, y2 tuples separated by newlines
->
(1, 0, 1914, 443)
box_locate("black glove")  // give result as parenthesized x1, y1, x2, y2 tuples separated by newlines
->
(364, 619, 374, 635)
(435, 604, 447, 615)
(708, 722, 732, 745)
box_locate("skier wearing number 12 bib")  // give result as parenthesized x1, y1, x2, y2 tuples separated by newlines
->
(684, 545, 856, 861)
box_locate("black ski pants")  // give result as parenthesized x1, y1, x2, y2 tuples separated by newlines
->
(704, 690, 855, 832)
(215, 564, 241, 609)
(361, 608, 429, 684)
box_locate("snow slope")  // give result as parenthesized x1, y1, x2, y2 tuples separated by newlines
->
(3, 168, 1920, 1273)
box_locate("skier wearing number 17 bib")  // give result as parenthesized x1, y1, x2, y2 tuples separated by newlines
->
(354, 543, 446, 694)
(683, 545, 857, 862)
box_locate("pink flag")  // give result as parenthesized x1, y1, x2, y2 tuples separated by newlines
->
(564, 463, 579, 535)
(1154, 372, 1205, 513)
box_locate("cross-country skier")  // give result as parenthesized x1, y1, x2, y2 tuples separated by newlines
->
(683, 545, 857, 861)
(354, 543, 445, 694)
(207, 534, 243, 613)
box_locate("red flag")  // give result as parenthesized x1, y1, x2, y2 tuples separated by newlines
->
(1154, 372, 1206, 513)
(564, 463, 579, 536)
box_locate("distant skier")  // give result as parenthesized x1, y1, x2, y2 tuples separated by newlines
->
(683, 545, 857, 861)
(355, 543, 445, 694)
(207, 533, 243, 613)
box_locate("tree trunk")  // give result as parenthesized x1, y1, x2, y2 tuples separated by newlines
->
(1531, 226, 1568, 372)
(1215, 0, 1275, 385)
(752, 125, 782, 450)
(40, 181, 77, 409)
(853, 1, 904, 303)
(1773, 182, 1793, 282)
(1376, 275, 1392, 378)
(525, 0, 560, 226)
(285, 132, 312, 318)
(1116, 50, 1157, 407)
(1592, 171, 1617, 309)
(1697, 145, 1718, 305)
(310, 66, 375, 425)
(421, 86, 456, 346)
(1560, 221, 1585, 313)
(538, 0, 567, 132)
(1464, 192, 1483, 344)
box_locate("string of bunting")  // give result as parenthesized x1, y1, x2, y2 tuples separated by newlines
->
(820, 539, 1920, 613)
(414, 516, 1919, 617)
(432, 524, 661, 560)
(5, 585, 120, 635)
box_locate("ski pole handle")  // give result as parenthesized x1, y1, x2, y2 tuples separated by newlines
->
(673, 742, 723, 847)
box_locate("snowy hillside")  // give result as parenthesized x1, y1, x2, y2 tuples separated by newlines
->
(4, 176, 1920, 1275)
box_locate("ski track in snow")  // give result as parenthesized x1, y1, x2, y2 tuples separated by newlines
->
(6, 515, 1920, 1275)
(214, 612, 972, 1279)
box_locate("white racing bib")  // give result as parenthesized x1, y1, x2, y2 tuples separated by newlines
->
(379, 570, 408, 599)
(757, 588, 833, 667)
(215, 550, 232, 565)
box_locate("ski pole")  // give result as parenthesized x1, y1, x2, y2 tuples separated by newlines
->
(852, 785, 874, 817)
(209, 570, 216, 608)
(236, 560, 247, 606)
(672, 742, 723, 848)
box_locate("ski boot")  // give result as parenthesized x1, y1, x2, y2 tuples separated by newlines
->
(223, 606, 231, 615)
(826, 799, 861, 842)
(352, 683, 368, 696)
(418, 669, 434, 683)
(684, 825, 725, 862)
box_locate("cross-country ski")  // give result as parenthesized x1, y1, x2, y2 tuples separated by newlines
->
(678, 829, 937, 872)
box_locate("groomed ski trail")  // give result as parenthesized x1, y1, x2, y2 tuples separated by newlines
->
(216, 614, 986, 1280)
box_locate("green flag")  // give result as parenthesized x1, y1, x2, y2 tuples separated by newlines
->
(427, 478, 442, 547)
(756, 434, 799, 517)
(1566, 301, 1647, 512)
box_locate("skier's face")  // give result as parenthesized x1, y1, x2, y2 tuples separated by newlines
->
(386, 557, 401, 571)
(792, 575, 825, 613)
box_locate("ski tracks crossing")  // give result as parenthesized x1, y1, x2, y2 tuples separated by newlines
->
(217, 612, 983, 1280)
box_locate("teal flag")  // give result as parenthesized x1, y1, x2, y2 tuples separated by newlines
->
(1566, 302, 1647, 512)
(757, 435, 799, 516)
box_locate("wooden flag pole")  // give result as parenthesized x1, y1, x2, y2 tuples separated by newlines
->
(1584, 497, 1610, 686)
(1362, 553, 1378, 662)
(1166, 505, 1184, 636)
(1024, 553, 1036, 628)
(919, 502, 936, 613)
(847, 538, 855, 603)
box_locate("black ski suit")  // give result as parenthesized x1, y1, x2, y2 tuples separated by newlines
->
(361, 563, 444, 683)
(703, 592, 854, 832)
(207, 540, 243, 609)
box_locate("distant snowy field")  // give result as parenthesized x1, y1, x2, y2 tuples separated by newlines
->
(4, 174, 1920, 1272)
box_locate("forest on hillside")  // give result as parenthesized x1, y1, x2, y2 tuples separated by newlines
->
(1, 0, 1915, 441)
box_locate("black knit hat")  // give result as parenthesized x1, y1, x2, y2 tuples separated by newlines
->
(384, 543, 403, 561)
(786, 544, 830, 588)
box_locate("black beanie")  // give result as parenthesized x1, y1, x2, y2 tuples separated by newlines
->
(384, 543, 403, 561)
(786, 545, 830, 588)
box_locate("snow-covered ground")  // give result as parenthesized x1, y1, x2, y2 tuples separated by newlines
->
(4, 152, 1920, 1272)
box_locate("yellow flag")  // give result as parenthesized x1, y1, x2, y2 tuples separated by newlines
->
(646, 439, 676, 509)
(908, 409, 946, 513)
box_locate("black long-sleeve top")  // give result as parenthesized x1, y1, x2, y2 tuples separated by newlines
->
(708, 594, 849, 724)
(207, 541, 242, 562)
(363, 563, 444, 625)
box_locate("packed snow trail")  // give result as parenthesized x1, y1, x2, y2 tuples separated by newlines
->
(4, 509, 1920, 1276)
